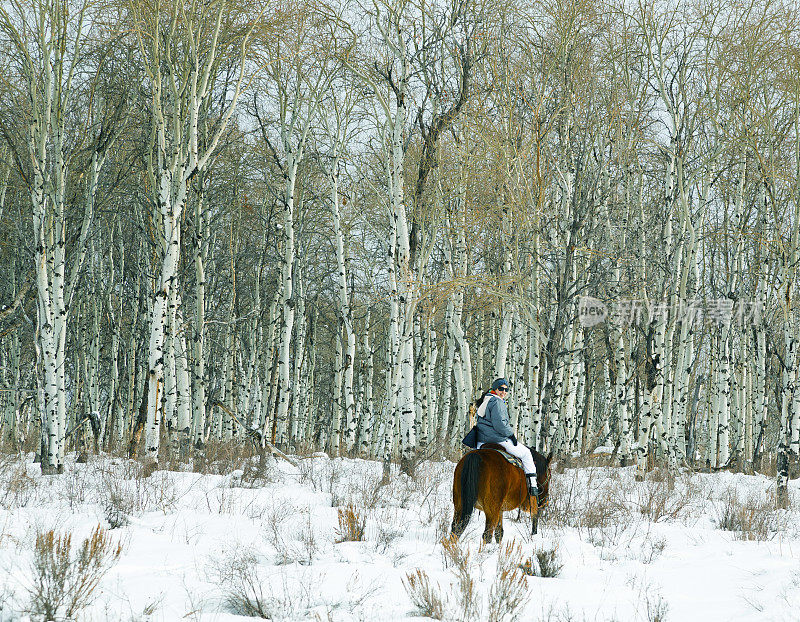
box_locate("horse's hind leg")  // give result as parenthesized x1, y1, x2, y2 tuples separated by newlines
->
(483, 511, 500, 544)
(450, 496, 470, 539)
(494, 515, 504, 543)
(451, 513, 469, 539)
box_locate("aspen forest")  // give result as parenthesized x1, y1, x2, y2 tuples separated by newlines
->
(6, 0, 800, 619)
(2, 0, 800, 491)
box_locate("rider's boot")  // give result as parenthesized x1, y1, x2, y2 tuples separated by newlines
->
(526, 473, 538, 500)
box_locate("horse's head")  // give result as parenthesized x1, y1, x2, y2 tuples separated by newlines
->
(532, 450, 553, 509)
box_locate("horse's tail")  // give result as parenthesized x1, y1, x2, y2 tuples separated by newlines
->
(457, 452, 482, 526)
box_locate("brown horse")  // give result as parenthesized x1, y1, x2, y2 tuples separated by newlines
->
(451, 444, 553, 543)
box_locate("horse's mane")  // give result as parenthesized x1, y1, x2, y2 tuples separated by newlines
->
(473, 388, 491, 410)
(531, 448, 551, 475)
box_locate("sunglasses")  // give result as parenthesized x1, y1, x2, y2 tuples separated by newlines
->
(498, 387, 509, 392)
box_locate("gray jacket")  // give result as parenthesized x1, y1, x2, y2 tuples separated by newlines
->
(476, 395, 514, 444)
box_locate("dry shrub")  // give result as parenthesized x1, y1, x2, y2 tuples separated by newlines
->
(532, 542, 563, 578)
(639, 534, 667, 564)
(545, 468, 602, 528)
(547, 468, 632, 546)
(230, 453, 275, 488)
(296, 458, 318, 490)
(403, 569, 445, 620)
(192, 440, 258, 476)
(97, 462, 177, 515)
(641, 586, 670, 622)
(488, 542, 530, 621)
(371, 509, 404, 553)
(62, 466, 93, 509)
(211, 548, 288, 619)
(440, 536, 476, 619)
(211, 547, 372, 620)
(0, 462, 38, 509)
(101, 482, 132, 530)
(632, 476, 696, 523)
(336, 504, 366, 542)
(440, 534, 470, 571)
(26, 525, 122, 621)
(714, 488, 784, 541)
(295, 509, 318, 565)
(348, 472, 384, 511)
(263, 503, 302, 565)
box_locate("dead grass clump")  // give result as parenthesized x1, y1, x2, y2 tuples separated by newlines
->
(403, 569, 445, 619)
(714, 488, 783, 541)
(488, 542, 530, 621)
(335, 504, 366, 542)
(26, 525, 123, 621)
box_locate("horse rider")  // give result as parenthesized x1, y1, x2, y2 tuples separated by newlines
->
(475, 378, 538, 499)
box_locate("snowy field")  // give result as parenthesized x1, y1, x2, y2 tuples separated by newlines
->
(0, 452, 799, 621)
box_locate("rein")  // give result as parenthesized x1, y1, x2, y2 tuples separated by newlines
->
(538, 468, 552, 508)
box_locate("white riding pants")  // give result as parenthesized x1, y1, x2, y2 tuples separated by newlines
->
(477, 439, 536, 475)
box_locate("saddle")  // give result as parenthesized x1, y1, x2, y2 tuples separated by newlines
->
(479, 443, 524, 471)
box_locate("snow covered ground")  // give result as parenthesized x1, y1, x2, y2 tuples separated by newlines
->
(0, 451, 798, 621)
